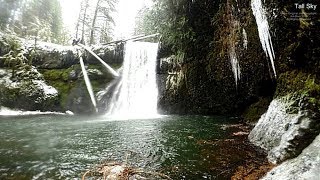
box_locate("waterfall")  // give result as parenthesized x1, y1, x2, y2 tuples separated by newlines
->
(106, 41, 159, 119)
(251, 0, 276, 77)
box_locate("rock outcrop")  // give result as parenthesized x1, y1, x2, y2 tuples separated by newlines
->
(263, 134, 320, 180)
(0, 67, 59, 111)
(249, 97, 319, 164)
(249, 70, 320, 178)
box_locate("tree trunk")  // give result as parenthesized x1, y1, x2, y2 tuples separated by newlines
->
(81, 0, 89, 44)
(89, 0, 101, 45)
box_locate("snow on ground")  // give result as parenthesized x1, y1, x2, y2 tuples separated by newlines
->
(33, 80, 58, 98)
(0, 106, 66, 116)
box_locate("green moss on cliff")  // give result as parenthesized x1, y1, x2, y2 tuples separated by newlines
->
(242, 98, 272, 123)
(276, 70, 320, 112)
(40, 63, 119, 111)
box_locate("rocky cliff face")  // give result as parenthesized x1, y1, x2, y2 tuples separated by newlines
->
(249, 97, 319, 164)
(158, 0, 319, 116)
(248, 70, 320, 178)
(158, 0, 277, 115)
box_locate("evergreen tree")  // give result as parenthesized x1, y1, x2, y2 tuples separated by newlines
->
(20, 0, 63, 43)
(89, 0, 116, 45)
(75, 0, 90, 44)
(134, 0, 194, 55)
(0, 0, 24, 29)
(76, 0, 116, 45)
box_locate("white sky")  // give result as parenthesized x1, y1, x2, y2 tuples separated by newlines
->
(59, 0, 152, 40)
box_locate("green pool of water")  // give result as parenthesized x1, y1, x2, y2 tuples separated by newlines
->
(0, 115, 237, 179)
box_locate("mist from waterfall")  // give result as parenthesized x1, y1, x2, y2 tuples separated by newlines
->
(106, 41, 159, 119)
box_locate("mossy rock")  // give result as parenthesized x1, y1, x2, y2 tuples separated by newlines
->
(0, 80, 59, 111)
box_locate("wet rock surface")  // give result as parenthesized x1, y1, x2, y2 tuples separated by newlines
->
(249, 97, 319, 164)
(262, 134, 320, 180)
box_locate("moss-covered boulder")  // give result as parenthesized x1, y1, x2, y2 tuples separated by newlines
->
(0, 68, 60, 111)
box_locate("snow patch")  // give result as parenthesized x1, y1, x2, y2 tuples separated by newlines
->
(22, 39, 75, 53)
(33, 80, 58, 98)
(0, 107, 65, 116)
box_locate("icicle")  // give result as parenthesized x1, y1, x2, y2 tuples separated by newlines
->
(227, 2, 241, 87)
(229, 45, 241, 87)
(251, 0, 276, 77)
(77, 49, 97, 112)
(242, 28, 248, 49)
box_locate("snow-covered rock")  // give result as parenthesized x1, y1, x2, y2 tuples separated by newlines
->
(1, 33, 123, 69)
(0, 68, 60, 111)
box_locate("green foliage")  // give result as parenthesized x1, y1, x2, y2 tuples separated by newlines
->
(242, 98, 272, 123)
(276, 71, 320, 112)
(134, 0, 195, 57)
(41, 64, 117, 109)
(41, 67, 77, 107)
(11, 0, 64, 43)
(0, 0, 23, 29)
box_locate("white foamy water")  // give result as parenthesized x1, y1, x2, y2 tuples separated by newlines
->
(251, 0, 276, 77)
(107, 41, 159, 119)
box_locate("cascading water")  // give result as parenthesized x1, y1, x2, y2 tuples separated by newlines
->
(106, 41, 159, 119)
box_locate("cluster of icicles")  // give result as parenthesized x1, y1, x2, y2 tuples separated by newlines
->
(230, 0, 277, 86)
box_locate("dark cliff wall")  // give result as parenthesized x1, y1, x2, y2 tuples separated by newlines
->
(158, 0, 274, 115)
(158, 0, 319, 116)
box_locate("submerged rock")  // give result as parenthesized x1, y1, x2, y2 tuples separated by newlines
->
(262, 134, 320, 180)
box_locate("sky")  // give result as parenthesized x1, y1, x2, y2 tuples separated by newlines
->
(59, 0, 152, 40)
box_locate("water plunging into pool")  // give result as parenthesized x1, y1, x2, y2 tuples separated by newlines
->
(106, 41, 159, 119)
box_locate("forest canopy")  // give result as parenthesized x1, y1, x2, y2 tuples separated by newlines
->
(0, 0, 117, 45)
